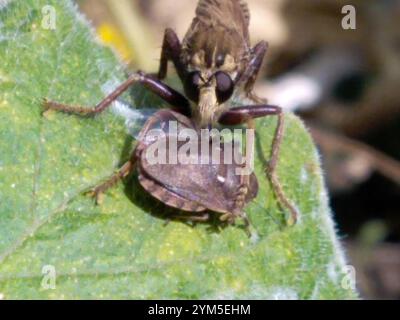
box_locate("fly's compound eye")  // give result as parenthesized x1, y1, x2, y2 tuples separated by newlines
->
(215, 71, 234, 103)
(184, 71, 201, 102)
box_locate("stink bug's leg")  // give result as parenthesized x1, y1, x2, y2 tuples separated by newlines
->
(43, 71, 191, 117)
(238, 41, 268, 104)
(158, 28, 186, 81)
(220, 212, 252, 237)
(219, 212, 234, 224)
(172, 212, 210, 222)
(241, 213, 252, 238)
(218, 105, 299, 225)
(87, 157, 136, 204)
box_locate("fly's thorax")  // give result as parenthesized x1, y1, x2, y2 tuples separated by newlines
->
(180, 0, 252, 84)
(181, 0, 251, 71)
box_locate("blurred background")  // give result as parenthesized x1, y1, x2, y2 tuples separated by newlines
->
(76, 0, 400, 299)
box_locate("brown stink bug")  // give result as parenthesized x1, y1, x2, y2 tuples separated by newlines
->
(134, 109, 259, 231)
(42, 0, 299, 232)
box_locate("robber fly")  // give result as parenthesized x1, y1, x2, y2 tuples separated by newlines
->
(42, 0, 299, 230)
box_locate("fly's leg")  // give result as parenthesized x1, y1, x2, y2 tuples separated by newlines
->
(267, 111, 298, 225)
(43, 71, 191, 117)
(218, 104, 299, 225)
(238, 41, 268, 104)
(158, 28, 186, 81)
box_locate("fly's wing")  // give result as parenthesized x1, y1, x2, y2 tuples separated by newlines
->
(195, 0, 250, 36)
(122, 107, 158, 141)
(135, 109, 194, 147)
(100, 79, 160, 140)
(182, 0, 251, 69)
(112, 99, 191, 142)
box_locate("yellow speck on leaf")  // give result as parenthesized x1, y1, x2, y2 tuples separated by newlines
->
(0, 100, 8, 108)
(286, 248, 294, 258)
(157, 224, 202, 262)
(232, 280, 244, 291)
(214, 256, 231, 268)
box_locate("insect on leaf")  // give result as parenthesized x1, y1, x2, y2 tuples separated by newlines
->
(0, 0, 357, 299)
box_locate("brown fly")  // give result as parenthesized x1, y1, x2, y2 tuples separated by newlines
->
(42, 0, 299, 232)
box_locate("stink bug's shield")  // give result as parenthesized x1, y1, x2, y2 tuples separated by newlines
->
(135, 109, 258, 217)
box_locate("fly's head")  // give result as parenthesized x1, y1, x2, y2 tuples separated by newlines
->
(182, 50, 239, 128)
(180, 0, 251, 128)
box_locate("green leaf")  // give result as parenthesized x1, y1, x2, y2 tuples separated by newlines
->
(0, 0, 357, 299)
